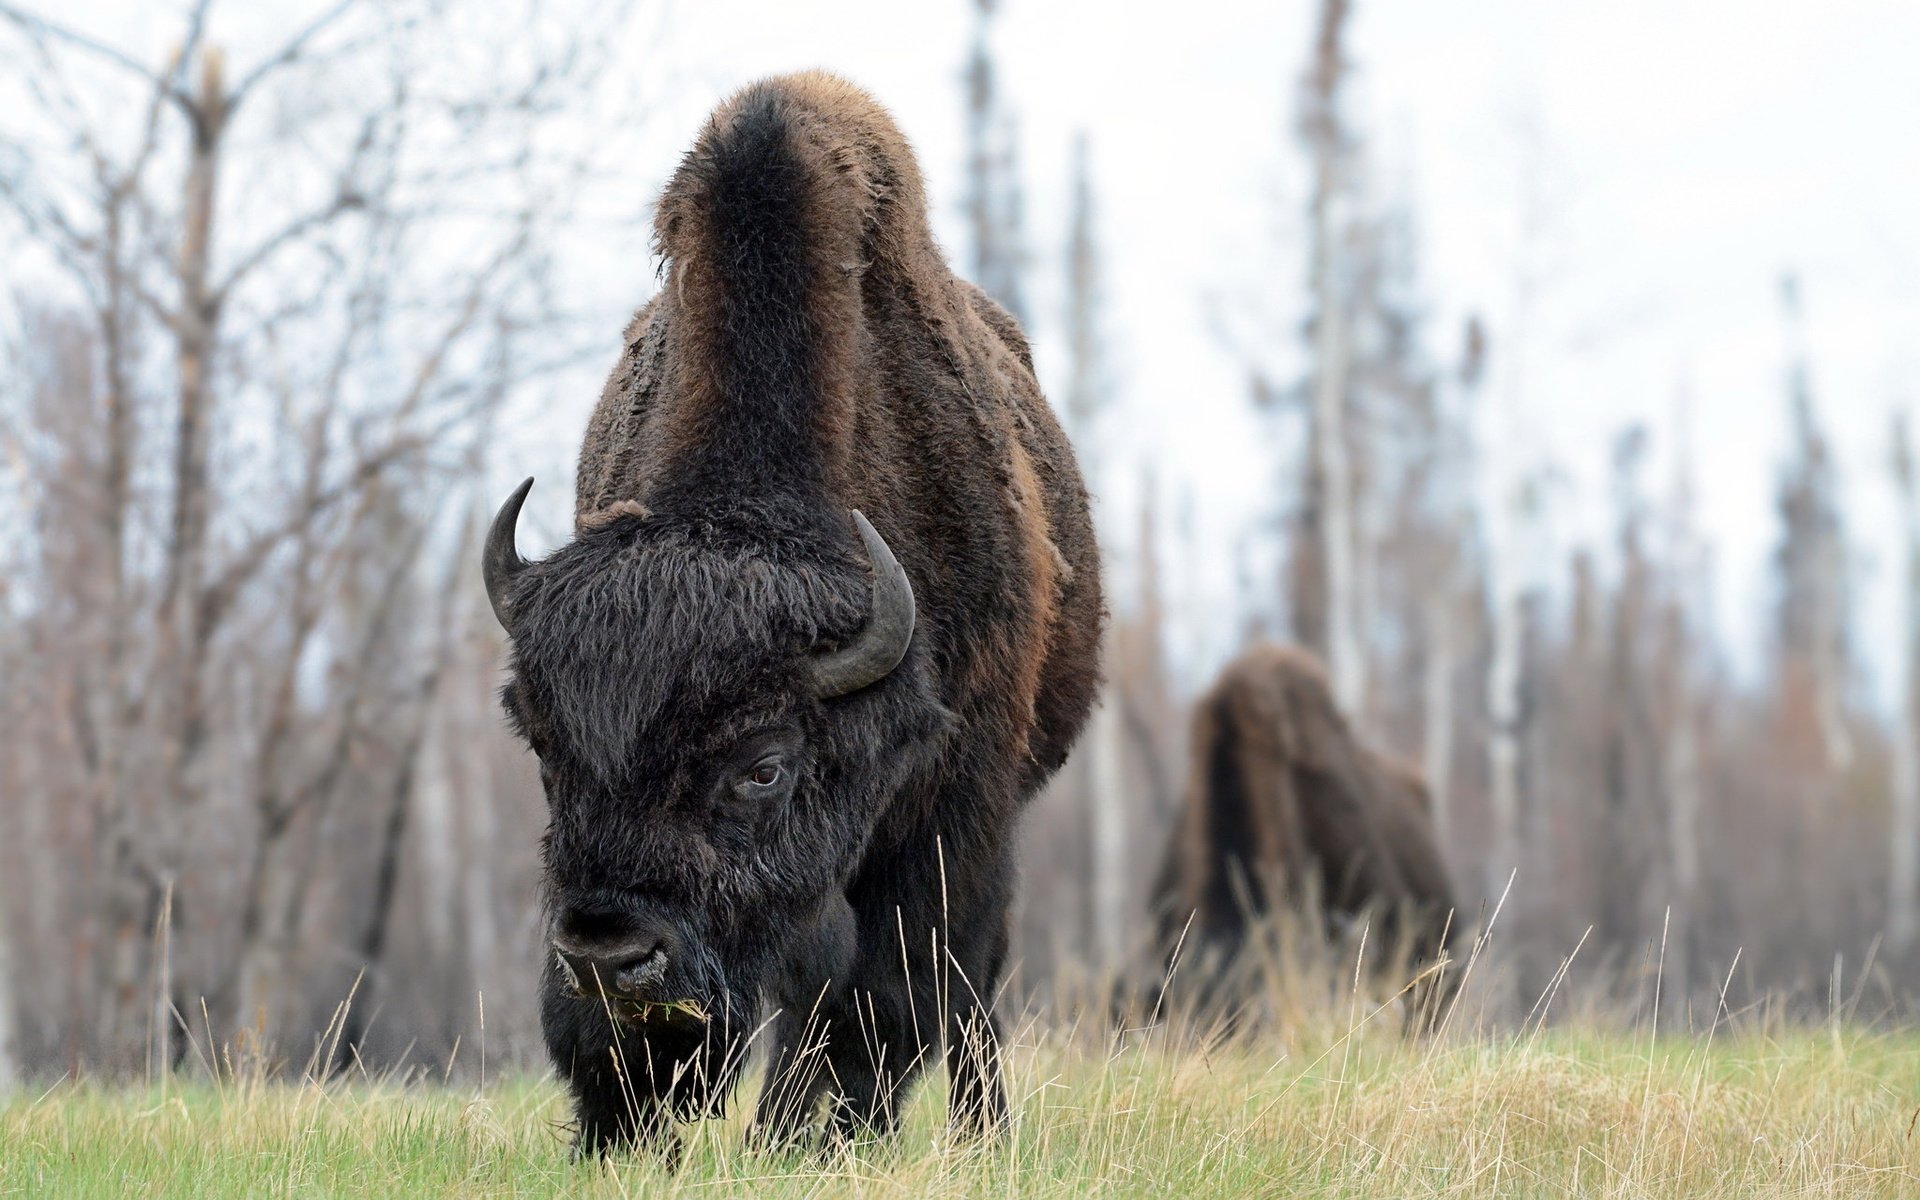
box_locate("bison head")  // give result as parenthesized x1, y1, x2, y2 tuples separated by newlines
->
(483, 479, 945, 1037)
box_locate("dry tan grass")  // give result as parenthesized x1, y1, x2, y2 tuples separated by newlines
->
(3, 999, 1916, 1198)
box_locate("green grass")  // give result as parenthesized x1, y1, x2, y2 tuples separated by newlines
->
(5, 1020, 1917, 1198)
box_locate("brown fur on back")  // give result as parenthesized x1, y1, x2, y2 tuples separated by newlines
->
(1152, 644, 1459, 1011)
(575, 70, 1101, 838)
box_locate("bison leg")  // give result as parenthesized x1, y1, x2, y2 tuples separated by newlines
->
(814, 981, 923, 1140)
(752, 889, 858, 1145)
(1401, 901, 1463, 1036)
(943, 916, 1009, 1135)
(752, 1003, 839, 1146)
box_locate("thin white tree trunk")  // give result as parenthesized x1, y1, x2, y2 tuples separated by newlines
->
(1087, 681, 1128, 969)
(1300, 0, 1361, 714)
(1891, 705, 1919, 950)
(1421, 589, 1456, 840)
(0, 895, 18, 1091)
(461, 719, 503, 1009)
(1665, 651, 1700, 1021)
(1663, 405, 1703, 1023)
(1486, 582, 1524, 900)
(1310, 191, 1361, 716)
(1890, 419, 1920, 950)
(416, 709, 459, 957)
(1813, 565, 1854, 772)
(235, 832, 306, 1038)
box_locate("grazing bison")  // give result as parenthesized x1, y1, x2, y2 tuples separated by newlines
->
(1150, 644, 1459, 1028)
(482, 73, 1100, 1154)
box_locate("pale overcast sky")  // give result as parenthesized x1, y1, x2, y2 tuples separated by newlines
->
(49, 0, 1920, 698)
(649, 0, 1920, 698)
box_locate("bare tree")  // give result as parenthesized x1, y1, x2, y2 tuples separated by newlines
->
(0, 0, 653, 1076)
(1418, 318, 1486, 843)
(1479, 115, 1565, 908)
(962, 0, 1028, 324)
(1773, 273, 1852, 772)
(1597, 426, 1657, 949)
(1661, 394, 1705, 1018)
(0, 891, 16, 1090)
(1295, 0, 1362, 714)
(1889, 411, 1920, 951)
(1060, 133, 1129, 967)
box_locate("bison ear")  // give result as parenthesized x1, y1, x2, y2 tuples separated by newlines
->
(483, 477, 535, 631)
(809, 511, 915, 698)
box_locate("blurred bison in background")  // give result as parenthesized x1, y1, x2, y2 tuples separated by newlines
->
(1151, 644, 1459, 1030)
(481, 72, 1101, 1153)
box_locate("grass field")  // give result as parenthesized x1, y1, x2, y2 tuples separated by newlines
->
(5, 1012, 1917, 1199)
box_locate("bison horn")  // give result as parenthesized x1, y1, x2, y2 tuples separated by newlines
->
(811, 511, 915, 698)
(483, 476, 536, 631)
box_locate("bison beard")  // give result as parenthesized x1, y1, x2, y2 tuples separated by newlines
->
(483, 73, 1101, 1155)
(1150, 645, 1461, 1032)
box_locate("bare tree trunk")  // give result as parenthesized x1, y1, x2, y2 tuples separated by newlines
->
(459, 745, 504, 1039)
(1486, 585, 1524, 901)
(1664, 640, 1700, 1020)
(1892, 697, 1919, 951)
(1421, 589, 1456, 838)
(0, 894, 17, 1090)
(233, 809, 314, 1041)
(1421, 320, 1485, 852)
(1662, 406, 1703, 1022)
(104, 46, 231, 1070)
(337, 516, 478, 1067)
(1812, 565, 1853, 772)
(1056, 130, 1124, 970)
(157, 46, 227, 780)
(1086, 680, 1127, 969)
(415, 702, 460, 963)
(961, 0, 1026, 324)
(1778, 275, 1852, 773)
(1302, 0, 1362, 715)
(1483, 123, 1552, 908)
(1889, 415, 1920, 951)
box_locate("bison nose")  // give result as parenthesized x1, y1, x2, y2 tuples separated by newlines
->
(553, 938, 672, 1000)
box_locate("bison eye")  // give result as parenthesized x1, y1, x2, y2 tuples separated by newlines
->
(746, 760, 784, 789)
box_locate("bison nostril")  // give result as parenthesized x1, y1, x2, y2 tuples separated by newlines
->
(553, 940, 671, 999)
(612, 945, 669, 996)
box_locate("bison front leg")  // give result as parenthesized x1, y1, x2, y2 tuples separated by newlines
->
(837, 863, 1014, 1139)
(752, 889, 857, 1146)
(752, 1004, 839, 1146)
(944, 918, 1010, 1136)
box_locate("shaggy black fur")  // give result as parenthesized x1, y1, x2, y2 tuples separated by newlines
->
(492, 73, 1101, 1154)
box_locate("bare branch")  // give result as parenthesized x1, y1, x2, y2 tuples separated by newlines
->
(0, 3, 190, 107)
(0, 164, 98, 278)
(197, 430, 428, 634)
(213, 111, 382, 304)
(213, 191, 361, 305)
(226, 0, 360, 110)
(270, 504, 436, 831)
(122, 0, 213, 184)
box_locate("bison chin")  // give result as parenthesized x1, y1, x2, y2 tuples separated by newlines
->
(540, 888, 862, 1154)
(539, 955, 760, 1155)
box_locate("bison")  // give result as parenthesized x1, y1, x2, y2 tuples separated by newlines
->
(481, 73, 1101, 1154)
(1150, 644, 1459, 1029)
